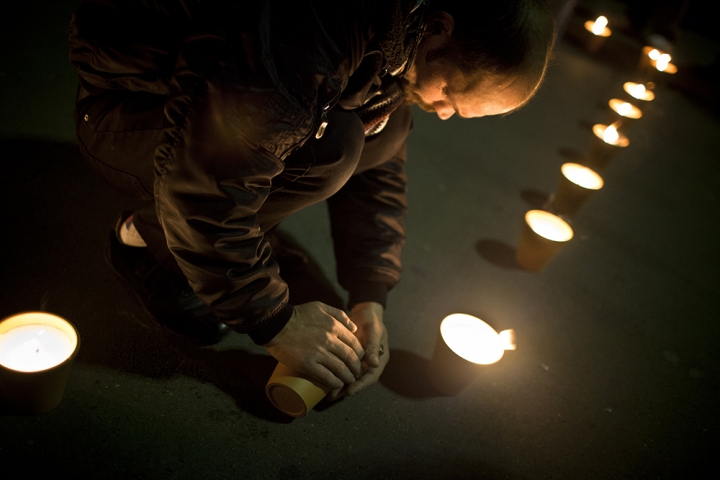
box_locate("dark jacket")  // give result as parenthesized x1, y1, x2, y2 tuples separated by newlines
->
(69, 0, 424, 343)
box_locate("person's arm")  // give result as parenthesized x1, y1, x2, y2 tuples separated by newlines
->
(326, 105, 412, 395)
(156, 33, 363, 389)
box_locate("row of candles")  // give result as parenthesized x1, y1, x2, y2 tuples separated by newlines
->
(515, 14, 677, 273)
(0, 18, 680, 417)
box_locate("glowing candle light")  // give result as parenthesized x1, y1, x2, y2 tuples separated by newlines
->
(623, 82, 655, 101)
(550, 164, 604, 216)
(642, 46, 678, 74)
(0, 325, 74, 372)
(617, 102, 632, 116)
(525, 210, 574, 242)
(602, 124, 619, 144)
(427, 314, 516, 395)
(440, 314, 515, 365)
(561, 163, 604, 190)
(585, 16, 611, 37)
(591, 16, 608, 35)
(655, 53, 671, 71)
(515, 210, 574, 271)
(0, 312, 80, 414)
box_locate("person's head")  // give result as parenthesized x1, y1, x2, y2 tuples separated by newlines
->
(404, 0, 555, 120)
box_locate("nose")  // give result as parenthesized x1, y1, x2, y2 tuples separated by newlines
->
(434, 102, 455, 120)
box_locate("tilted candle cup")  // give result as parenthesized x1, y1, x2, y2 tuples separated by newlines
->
(586, 123, 629, 171)
(266, 362, 331, 417)
(427, 314, 516, 396)
(516, 210, 574, 271)
(607, 99, 642, 129)
(549, 163, 604, 216)
(0, 312, 80, 415)
(583, 16, 611, 53)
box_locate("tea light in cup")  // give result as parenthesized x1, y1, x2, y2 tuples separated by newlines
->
(583, 16, 611, 53)
(608, 99, 642, 128)
(585, 16, 611, 36)
(516, 210, 574, 271)
(651, 53, 677, 74)
(427, 314, 516, 396)
(0, 312, 80, 414)
(587, 123, 630, 170)
(550, 163, 604, 216)
(623, 82, 655, 102)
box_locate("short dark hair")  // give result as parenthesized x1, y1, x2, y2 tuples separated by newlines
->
(427, 0, 555, 99)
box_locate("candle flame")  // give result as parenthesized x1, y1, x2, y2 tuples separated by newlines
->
(617, 102, 633, 116)
(656, 54, 671, 71)
(526, 210, 574, 242)
(603, 124, 619, 144)
(648, 48, 660, 60)
(630, 83, 646, 97)
(499, 329, 516, 351)
(591, 16, 608, 35)
(440, 314, 515, 365)
(561, 163, 604, 190)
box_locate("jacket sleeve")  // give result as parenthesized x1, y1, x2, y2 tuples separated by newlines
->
(154, 33, 318, 345)
(327, 105, 411, 310)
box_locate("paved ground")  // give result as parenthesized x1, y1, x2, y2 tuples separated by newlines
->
(1, 1, 718, 478)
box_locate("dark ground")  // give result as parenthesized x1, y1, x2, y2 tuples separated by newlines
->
(1, 1, 719, 478)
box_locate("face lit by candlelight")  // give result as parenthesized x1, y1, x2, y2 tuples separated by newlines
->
(404, 13, 533, 120)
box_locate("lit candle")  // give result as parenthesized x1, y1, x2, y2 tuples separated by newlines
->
(0, 312, 79, 414)
(623, 82, 655, 101)
(583, 16, 612, 53)
(586, 124, 629, 171)
(585, 16, 611, 37)
(440, 314, 515, 365)
(427, 314, 516, 395)
(640, 46, 678, 75)
(593, 123, 629, 147)
(516, 210, 574, 271)
(651, 54, 677, 74)
(561, 163, 604, 190)
(525, 210, 574, 242)
(0, 324, 75, 372)
(550, 163, 605, 216)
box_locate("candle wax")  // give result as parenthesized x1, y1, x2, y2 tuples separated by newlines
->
(0, 324, 75, 372)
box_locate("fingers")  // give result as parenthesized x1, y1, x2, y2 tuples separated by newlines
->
(363, 325, 384, 368)
(346, 369, 379, 396)
(323, 304, 357, 333)
(320, 304, 365, 365)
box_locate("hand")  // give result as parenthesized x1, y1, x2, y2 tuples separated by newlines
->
(263, 301, 365, 390)
(328, 301, 389, 400)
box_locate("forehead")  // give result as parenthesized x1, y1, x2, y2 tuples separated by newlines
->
(447, 68, 527, 118)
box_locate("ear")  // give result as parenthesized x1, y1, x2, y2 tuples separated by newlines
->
(425, 11, 455, 37)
